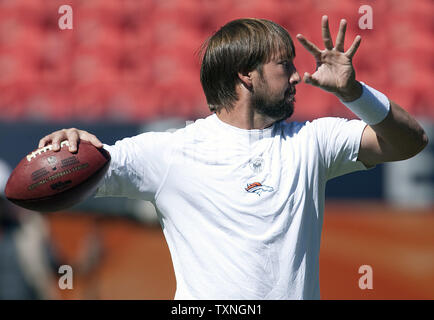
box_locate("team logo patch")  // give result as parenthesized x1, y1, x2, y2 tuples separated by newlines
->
(245, 182, 274, 196)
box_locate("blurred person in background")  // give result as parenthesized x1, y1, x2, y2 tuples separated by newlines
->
(0, 159, 60, 299)
(37, 17, 428, 299)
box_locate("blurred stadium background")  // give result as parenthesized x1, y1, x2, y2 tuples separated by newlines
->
(0, 0, 432, 299)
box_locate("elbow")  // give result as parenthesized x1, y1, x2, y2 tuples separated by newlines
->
(418, 131, 429, 153)
(405, 131, 429, 159)
(421, 132, 429, 149)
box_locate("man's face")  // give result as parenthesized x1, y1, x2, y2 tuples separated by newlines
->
(250, 57, 300, 121)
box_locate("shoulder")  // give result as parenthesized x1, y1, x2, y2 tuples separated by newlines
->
(170, 114, 217, 143)
(279, 117, 361, 135)
(110, 131, 175, 151)
(108, 115, 214, 151)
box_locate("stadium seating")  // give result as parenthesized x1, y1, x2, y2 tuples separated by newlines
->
(0, 0, 432, 121)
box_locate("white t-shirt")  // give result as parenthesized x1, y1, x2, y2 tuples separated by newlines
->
(95, 114, 368, 299)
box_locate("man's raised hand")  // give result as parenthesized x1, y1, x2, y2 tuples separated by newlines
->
(296, 16, 363, 101)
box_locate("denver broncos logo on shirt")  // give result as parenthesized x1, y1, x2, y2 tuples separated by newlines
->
(245, 182, 274, 196)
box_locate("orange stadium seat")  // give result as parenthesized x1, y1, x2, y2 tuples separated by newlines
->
(0, 83, 27, 120)
(99, 83, 155, 122)
(23, 84, 72, 121)
(131, 90, 163, 121)
(70, 83, 114, 121)
(150, 0, 207, 30)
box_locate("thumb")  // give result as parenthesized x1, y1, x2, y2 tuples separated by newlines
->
(303, 72, 320, 87)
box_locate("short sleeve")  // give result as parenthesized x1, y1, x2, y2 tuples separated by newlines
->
(312, 117, 369, 181)
(95, 131, 174, 200)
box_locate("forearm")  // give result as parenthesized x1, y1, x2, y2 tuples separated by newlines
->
(338, 81, 429, 165)
(370, 100, 428, 160)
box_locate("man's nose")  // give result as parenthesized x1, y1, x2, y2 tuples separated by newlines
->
(290, 71, 301, 85)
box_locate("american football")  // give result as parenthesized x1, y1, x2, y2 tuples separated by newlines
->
(5, 140, 111, 212)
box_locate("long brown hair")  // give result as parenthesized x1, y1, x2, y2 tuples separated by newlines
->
(200, 18, 295, 113)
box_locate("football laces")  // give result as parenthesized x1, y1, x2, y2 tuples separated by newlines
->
(27, 141, 70, 162)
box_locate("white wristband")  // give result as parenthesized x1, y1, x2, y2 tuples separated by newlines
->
(341, 82, 390, 125)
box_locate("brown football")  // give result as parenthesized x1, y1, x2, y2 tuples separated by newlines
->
(5, 140, 111, 212)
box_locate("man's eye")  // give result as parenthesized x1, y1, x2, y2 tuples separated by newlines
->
(284, 61, 296, 72)
(281, 61, 291, 70)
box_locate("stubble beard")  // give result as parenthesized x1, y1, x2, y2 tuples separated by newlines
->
(251, 81, 295, 122)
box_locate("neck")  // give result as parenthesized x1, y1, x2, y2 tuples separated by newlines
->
(214, 86, 276, 130)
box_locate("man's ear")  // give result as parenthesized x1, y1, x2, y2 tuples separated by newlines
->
(237, 70, 253, 91)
